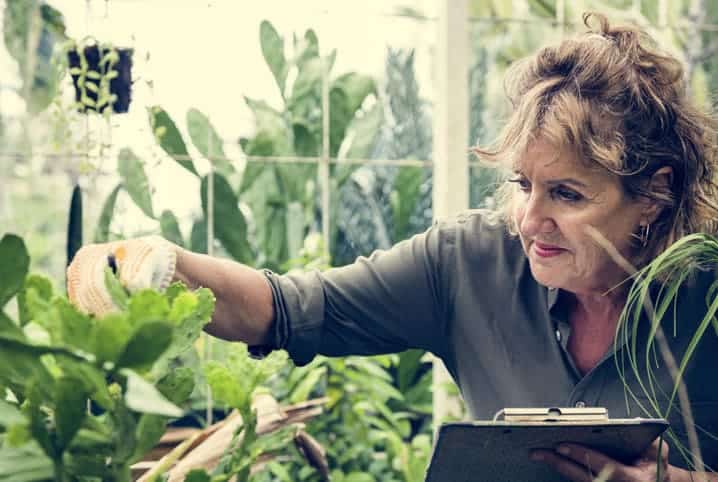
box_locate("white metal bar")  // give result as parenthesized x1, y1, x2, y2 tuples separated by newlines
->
(658, 0, 668, 28)
(245, 156, 431, 167)
(320, 47, 331, 259)
(204, 131, 215, 426)
(0, 152, 433, 167)
(466, 15, 718, 29)
(433, 2, 470, 220)
(432, 0, 469, 428)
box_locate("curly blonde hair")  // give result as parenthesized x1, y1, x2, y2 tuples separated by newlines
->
(475, 12, 718, 266)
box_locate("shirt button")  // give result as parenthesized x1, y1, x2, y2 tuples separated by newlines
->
(555, 329, 561, 342)
(575, 401, 586, 408)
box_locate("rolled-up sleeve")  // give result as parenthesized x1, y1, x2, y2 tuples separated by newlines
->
(262, 220, 455, 366)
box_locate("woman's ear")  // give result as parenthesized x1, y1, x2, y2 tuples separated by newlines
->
(642, 166, 673, 223)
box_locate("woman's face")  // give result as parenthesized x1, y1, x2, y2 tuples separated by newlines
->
(512, 140, 647, 294)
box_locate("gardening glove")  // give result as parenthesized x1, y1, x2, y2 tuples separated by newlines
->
(66, 235, 177, 316)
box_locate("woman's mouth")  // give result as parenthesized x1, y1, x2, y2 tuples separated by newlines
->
(532, 241, 566, 258)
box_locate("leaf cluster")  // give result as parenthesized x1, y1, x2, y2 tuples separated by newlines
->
(0, 233, 214, 481)
(183, 346, 297, 482)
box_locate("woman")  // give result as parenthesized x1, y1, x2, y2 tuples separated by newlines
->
(68, 13, 718, 481)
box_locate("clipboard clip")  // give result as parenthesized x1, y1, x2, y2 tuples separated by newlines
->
(496, 407, 609, 423)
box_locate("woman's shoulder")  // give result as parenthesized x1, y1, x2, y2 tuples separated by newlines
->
(431, 208, 525, 264)
(433, 208, 509, 235)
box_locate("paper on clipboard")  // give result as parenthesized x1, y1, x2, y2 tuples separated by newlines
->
(423, 407, 669, 482)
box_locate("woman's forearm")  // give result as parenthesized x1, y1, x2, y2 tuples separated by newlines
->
(173, 248, 274, 346)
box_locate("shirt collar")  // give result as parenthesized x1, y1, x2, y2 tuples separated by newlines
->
(547, 286, 561, 313)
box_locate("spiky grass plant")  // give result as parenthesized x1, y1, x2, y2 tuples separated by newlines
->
(588, 228, 718, 476)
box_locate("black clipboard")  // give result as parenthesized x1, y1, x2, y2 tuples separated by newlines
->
(424, 407, 669, 482)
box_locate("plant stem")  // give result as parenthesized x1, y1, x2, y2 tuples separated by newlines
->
(54, 461, 65, 482)
(138, 430, 206, 482)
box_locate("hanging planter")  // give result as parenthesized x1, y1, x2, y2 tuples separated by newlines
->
(67, 42, 133, 114)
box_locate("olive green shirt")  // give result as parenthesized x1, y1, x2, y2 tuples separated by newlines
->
(262, 210, 718, 469)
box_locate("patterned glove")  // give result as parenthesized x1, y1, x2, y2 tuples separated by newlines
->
(66, 235, 177, 316)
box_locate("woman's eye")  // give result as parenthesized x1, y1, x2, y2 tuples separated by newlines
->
(553, 187, 582, 202)
(509, 177, 531, 191)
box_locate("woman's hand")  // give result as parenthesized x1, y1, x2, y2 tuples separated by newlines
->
(67, 236, 177, 316)
(530, 437, 672, 481)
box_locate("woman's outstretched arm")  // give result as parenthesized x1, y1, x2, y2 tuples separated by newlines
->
(173, 247, 274, 346)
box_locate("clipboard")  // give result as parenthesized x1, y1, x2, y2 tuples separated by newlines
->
(424, 407, 669, 482)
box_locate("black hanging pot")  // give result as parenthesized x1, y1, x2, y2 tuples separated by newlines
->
(67, 43, 133, 114)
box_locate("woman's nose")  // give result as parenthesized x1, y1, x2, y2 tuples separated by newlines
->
(519, 196, 556, 237)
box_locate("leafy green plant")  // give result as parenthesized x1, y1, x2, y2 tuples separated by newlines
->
(253, 353, 431, 482)
(0, 232, 342, 481)
(176, 346, 302, 482)
(238, 20, 383, 271)
(0, 233, 213, 481)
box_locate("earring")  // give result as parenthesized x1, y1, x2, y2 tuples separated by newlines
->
(631, 223, 650, 247)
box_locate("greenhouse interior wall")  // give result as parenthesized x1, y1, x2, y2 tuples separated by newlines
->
(2, 0, 718, 480)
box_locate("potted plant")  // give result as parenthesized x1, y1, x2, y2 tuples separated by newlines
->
(66, 40, 133, 114)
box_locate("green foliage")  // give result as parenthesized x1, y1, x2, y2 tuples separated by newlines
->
(187, 108, 235, 178)
(390, 167, 426, 241)
(160, 209, 186, 247)
(264, 353, 431, 482)
(0, 400, 24, 427)
(53, 376, 90, 451)
(122, 369, 183, 417)
(2, 0, 67, 114)
(17, 274, 52, 327)
(0, 234, 30, 309)
(190, 219, 208, 254)
(206, 345, 287, 409)
(118, 147, 155, 219)
(0, 235, 220, 481)
(0, 444, 54, 482)
(107, 20, 383, 274)
(157, 367, 196, 405)
(148, 105, 199, 176)
(238, 20, 382, 270)
(200, 173, 254, 265)
(116, 321, 174, 370)
(187, 345, 297, 482)
(104, 266, 129, 311)
(152, 287, 215, 375)
(329, 73, 377, 156)
(94, 184, 122, 242)
(260, 20, 288, 97)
